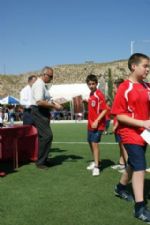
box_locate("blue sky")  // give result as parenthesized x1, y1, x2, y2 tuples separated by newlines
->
(0, 0, 150, 74)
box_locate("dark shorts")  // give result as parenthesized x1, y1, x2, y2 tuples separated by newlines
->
(124, 144, 147, 171)
(87, 130, 103, 143)
(115, 133, 122, 143)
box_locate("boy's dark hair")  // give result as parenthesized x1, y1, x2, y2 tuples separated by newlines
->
(114, 78, 124, 88)
(128, 53, 149, 71)
(86, 74, 98, 84)
(28, 75, 36, 82)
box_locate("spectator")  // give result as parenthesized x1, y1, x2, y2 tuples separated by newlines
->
(20, 75, 37, 124)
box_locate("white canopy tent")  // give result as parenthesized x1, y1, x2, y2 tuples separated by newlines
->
(49, 83, 90, 101)
(49, 83, 90, 119)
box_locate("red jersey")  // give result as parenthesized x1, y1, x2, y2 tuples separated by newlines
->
(88, 89, 107, 131)
(111, 80, 150, 145)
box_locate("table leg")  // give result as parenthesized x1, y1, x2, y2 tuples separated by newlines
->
(13, 138, 18, 169)
(0, 135, 2, 159)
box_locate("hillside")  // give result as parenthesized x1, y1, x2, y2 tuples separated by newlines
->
(0, 59, 146, 99)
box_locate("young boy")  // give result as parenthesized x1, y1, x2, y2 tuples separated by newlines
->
(111, 53, 150, 223)
(86, 74, 107, 176)
(111, 78, 128, 172)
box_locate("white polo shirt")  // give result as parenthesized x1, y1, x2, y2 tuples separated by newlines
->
(20, 85, 32, 108)
(31, 78, 51, 105)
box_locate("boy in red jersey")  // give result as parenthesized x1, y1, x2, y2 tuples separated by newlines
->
(86, 74, 107, 176)
(111, 53, 150, 223)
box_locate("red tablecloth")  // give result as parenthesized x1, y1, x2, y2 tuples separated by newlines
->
(0, 125, 38, 168)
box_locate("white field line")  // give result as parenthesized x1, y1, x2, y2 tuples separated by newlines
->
(53, 142, 117, 145)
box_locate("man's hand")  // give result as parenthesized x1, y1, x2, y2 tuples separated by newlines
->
(53, 102, 63, 110)
(91, 119, 99, 129)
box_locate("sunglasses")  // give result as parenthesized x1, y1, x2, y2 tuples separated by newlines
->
(44, 73, 53, 78)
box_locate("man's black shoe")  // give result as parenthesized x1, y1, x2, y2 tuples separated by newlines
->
(44, 159, 52, 167)
(36, 164, 49, 170)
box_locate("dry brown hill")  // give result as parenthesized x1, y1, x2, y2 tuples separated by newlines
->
(1, 59, 148, 99)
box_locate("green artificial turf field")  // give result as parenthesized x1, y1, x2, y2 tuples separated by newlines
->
(0, 123, 150, 225)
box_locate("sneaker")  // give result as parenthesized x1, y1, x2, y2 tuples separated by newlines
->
(111, 164, 125, 170)
(86, 161, 95, 170)
(118, 168, 126, 173)
(146, 168, 150, 173)
(114, 185, 134, 202)
(92, 167, 100, 176)
(134, 206, 150, 223)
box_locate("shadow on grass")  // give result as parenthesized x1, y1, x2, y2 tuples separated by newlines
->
(144, 179, 150, 203)
(0, 159, 37, 176)
(100, 159, 115, 171)
(86, 159, 115, 171)
(51, 147, 67, 153)
(0, 161, 18, 176)
(47, 154, 83, 167)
